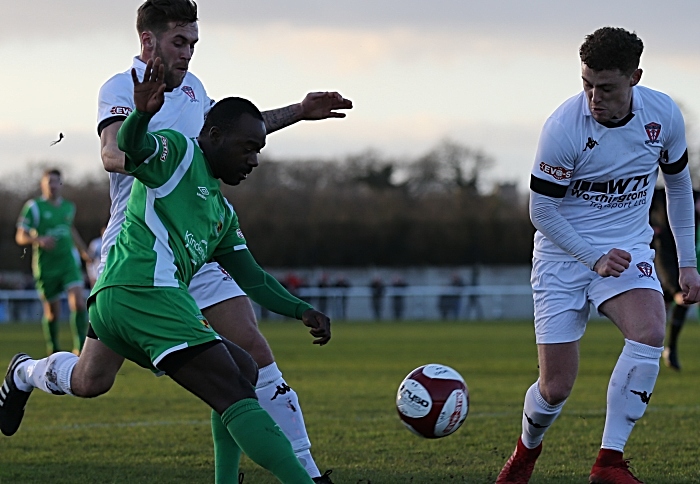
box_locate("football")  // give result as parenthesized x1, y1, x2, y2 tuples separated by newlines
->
(396, 364, 469, 439)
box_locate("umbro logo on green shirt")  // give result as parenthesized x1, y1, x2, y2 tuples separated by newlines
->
(197, 187, 209, 200)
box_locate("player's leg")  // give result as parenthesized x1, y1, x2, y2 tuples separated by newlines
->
(192, 263, 327, 480)
(159, 338, 313, 484)
(41, 298, 61, 355)
(663, 297, 688, 370)
(66, 283, 88, 354)
(497, 259, 589, 483)
(203, 297, 326, 479)
(589, 254, 665, 483)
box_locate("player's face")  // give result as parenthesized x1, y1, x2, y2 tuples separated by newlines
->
(152, 22, 199, 90)
(211, 114, 267, 186)
(41, 173, 62, 200)
(581, 63, 642, 124)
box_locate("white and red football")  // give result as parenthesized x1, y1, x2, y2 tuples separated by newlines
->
(396, 364, 469, 439)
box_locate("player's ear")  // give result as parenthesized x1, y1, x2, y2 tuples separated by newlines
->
(141, 31, 155, 49)
(630, 68, 642, 86)
(208, 126, 222, 143)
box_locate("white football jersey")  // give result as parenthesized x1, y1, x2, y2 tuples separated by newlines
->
(531, 85, 687, 262)
(97, 57, 213, 267)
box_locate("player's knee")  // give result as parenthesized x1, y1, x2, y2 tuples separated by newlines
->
(539, 381, 572, 405)
(237, 350, 259, 387)
(71, 369, 115, 398)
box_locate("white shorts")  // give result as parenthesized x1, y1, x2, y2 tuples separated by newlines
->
(188, 262, 246, 310)
(531, 248, 662, 344)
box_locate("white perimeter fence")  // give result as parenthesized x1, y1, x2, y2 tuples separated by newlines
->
(0, 285, 536, 322)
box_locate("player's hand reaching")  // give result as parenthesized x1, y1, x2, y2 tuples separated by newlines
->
(300, 92, 353, 120)
(301, 309, 331, 346)
(593, 248, 631, 277)
(678, 267, 700, 304)
(131, 57, 166, 114)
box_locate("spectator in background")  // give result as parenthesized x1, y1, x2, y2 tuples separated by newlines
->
(438, 273, 464, 320)
(317, 273, 330, 314)
(463, 265, 484, 320)
(370, 276, 385, 320)
(333, 275, 351, 320)
(391, 276, 408, 320)
(15, 169, 90, 355)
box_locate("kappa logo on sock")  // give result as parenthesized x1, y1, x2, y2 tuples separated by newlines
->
(271, 383, 291, 400)
(630, 389, 652, 404)
(524, 412, 550, 429)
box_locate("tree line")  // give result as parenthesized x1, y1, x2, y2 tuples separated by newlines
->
(1, 139, 536, 275)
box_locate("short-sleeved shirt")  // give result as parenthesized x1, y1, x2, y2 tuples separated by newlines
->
(97, 57, 213, 269)
(17, 197, 80, 279)
(91, 129, 248, 294)
(530, 85, 687, 262)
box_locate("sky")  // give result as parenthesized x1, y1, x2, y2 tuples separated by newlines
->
(2, 0, 699, 192)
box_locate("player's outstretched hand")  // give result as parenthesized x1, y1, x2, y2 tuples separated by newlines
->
(678, 267, 700, 304)
(300, 92, 353, 120)
(593, 248, 631, 277)
(301, 309, 331, 346)
(131, 57, 166, 114)
(37, 236, 55, 250)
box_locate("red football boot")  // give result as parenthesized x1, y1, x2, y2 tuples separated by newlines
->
(589, 448, 644, 484)
(495, 437, 542, 484)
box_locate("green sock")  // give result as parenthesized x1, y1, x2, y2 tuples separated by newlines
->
(221, 399, 312, 484)
(42, 316, 60, 354)
(70, 310, 88, 352)
(212, 410, 241, 484)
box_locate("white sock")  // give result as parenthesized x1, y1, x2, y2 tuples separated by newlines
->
(601, 339, 661, 452)
(20, 352, 78, 396)
(521, 380, 565, 449)
(256, 362, 320, 478)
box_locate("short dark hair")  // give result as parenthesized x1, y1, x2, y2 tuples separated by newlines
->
(579, 27, 644, 75)
(202, 97, 264, 133)
(43, 169, 61, 178)
(136, 0, 198, 35)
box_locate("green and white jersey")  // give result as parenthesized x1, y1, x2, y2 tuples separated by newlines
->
(17, 197, 79, 279)
(93, 129, 247, 293)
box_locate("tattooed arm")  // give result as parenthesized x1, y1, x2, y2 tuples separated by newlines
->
(262, 91, 353, 134)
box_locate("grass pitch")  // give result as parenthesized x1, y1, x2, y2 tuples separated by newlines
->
(1, 319, 699, 483)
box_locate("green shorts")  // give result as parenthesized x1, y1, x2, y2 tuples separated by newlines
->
(88, 285, 220, 372)
(35, 263, 84, 301)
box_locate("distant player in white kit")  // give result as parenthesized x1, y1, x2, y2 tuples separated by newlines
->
(1, 1, 349, 482)
(496, 27, 700, 484)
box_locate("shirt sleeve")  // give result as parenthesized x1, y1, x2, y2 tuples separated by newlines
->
(530, 116, 577, 197)
(658, 100, 688, 175)
(16, 200, 37, 231)
(117, 110, 190, 189)
(664, 166, 696, 268)
(97, 74, 134, 136)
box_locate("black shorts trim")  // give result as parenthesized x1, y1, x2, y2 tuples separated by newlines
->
(660, 149, 688, 175)
(530, 175, 567, 198)
(157, 340, 222, 375)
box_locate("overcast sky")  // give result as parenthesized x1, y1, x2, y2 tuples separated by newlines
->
(2, 0, 699, 191)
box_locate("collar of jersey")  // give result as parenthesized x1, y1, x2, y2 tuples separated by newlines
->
(582, 85, 643, 129)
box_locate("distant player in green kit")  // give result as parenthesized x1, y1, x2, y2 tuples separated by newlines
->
(16, 169, 89, 355)
(88, 57, 330, 483)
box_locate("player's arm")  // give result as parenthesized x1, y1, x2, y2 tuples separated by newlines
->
(71, 226, 91, 262)
(262, 92, 352, 134)
(117, 58, 166, 167)
(530, 117, 627, 277)
(15, 227, 54, 249)
(214, 249, 331, 345)
(662, 152, 700, 302)
(100, 121, 127, 175)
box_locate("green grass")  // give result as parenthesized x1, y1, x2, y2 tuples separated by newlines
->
(1, 319, 699, 483)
